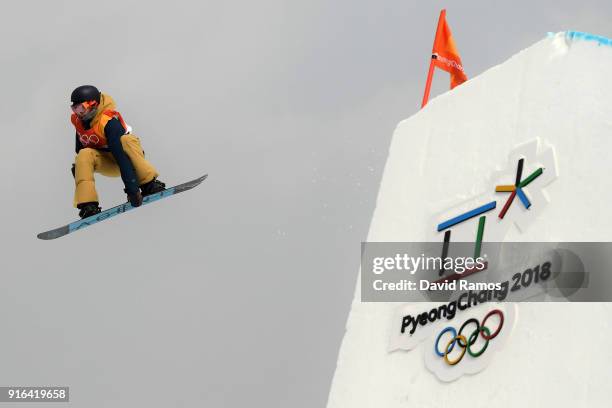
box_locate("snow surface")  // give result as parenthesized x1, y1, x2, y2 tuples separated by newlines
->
(327, 32, 612, 408)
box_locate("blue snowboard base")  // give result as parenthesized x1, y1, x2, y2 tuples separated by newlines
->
(37, 174, 207, 240)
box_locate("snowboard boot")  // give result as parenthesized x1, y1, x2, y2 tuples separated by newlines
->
(140, 178, 166, 196)
(126, 190, 143, 207)
(77, 202, 101, 219)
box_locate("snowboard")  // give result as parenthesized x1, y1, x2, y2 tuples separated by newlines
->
(37, 174, 208, 240)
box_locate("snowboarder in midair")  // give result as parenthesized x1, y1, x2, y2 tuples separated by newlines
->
(70, 85, 166, 218)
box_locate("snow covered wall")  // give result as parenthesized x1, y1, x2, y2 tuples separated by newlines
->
(328, 32, 612, 408)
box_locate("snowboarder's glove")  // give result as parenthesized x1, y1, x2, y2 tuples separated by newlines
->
(77, 202, 101, 219)
(71, 163, 75, 179)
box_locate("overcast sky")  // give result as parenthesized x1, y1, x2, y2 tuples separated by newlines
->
(0, 1, 610, 407)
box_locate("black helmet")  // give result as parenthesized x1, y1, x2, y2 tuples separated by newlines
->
(71, 85, 100, 105)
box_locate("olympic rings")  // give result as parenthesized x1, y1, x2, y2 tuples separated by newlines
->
(79, 134, 100, 146)
(467, 326, 490, 357)
(434, 327, 457, 357)
(457, 318, 479, 347)
(481, 309, 504, 340)
(434, 309, 504, 366)
(444, 335, 467, 366)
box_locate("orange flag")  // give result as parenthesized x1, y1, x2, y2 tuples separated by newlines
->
(431, 10, 467, 89)
(421, 10, 467, 107)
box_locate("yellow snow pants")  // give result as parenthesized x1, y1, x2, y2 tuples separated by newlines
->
(73, 134, 158, 207)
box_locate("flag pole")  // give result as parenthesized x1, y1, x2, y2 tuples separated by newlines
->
(421, 9, 446, 108)
(421, 61, 436, 108)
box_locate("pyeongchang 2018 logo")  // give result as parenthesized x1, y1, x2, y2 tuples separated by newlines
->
(388, 139, 557, 382)
(389, 300, 518, 382)
(433, 309, 504, 366)
(422, 304, 516, 382)
(430, 138, 558, 280)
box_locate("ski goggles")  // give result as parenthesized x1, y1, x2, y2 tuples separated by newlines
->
(71, 100, 98, 116)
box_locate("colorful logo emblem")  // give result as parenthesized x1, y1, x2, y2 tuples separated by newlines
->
(432, 139, 558, 281)
(434, 309, 504, 365)
(389, 139, 558, 382)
